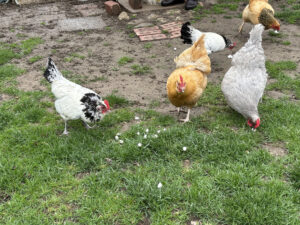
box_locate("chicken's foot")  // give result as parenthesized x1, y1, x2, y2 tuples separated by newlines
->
(180, 108, 190, 123)
(61, 120, 69, 135)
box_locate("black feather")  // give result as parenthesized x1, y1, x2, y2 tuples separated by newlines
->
(80, 93, 102, 122)
(180, 22, 193, 44)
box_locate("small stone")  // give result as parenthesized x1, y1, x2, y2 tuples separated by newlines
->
(174, 47, 177, 51)
(175, 16, 182, 21)
(157, 17, 167, 23)
(228, 55, 233, 59)
(148, 13, 158, 20)
(118, 11, 130, 21)
(135, 116, 140, 120)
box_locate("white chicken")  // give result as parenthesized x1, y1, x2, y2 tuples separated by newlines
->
(221, 24, 267, 130)
(180, 22, 236, 55)
(43, 58, 110, 135)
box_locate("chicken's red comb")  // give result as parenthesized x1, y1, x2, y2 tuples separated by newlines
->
(179, 75, 184, 84)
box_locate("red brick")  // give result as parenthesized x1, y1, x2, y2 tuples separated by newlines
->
(134, 26, 161, 36)
(105, 1, 121, 16)
(139, 34, 167, 41)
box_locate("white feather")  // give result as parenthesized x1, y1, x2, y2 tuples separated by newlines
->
(188, 26, 226, 54)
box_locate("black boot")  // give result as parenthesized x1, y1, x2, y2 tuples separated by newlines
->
(185, 0, 198, 10)
(161, 0, 184, 7)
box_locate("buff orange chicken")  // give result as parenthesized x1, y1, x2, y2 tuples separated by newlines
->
(239, 0, 280, 33)
(166, 34, 211, 122)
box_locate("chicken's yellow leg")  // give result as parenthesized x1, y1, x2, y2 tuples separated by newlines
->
(238, 21, 245, 34)
(180, 108, 190, 123)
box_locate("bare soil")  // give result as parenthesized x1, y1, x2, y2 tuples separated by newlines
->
(0, 0, 299, 120)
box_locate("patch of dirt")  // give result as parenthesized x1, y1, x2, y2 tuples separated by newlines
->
(263, 143, 288, 157)
(183, 159, 191, 170)
(17, 71, 47, 92)
(0, 192, 11, 204)
(75, 172, 90, 179)
(137, 216, 151, 225)
(0, 94, 13, 104)
(0, 0, 299, 121)
(267, 90, 289, 100)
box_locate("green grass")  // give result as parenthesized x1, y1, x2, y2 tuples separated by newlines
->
(28, 55, 42, 64)
(64, 53, 85, 63)
(277, 1, 300, 24)
(118, 56, 134, 66)
(144, 43, 153, 50)
(0, 38, 299, 224)
(266, 61, 300, 98)
(131, 64, 151, 75)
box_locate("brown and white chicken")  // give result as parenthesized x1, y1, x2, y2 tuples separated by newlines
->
(239, 0, 280, 33)
(166, 35, 211, 122)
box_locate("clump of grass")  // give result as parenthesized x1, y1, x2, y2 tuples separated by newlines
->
(104, 93, 129, 107)
(128, 33, 136, 38)
(144, 43, 153, 50)
(89, 76, 108, 82)
(64, 53, 85, 62)
(0, 64, 25, 82)
(118, 56, 134, 66)
(162, 30, 169, 34)
(149, 100, 161, 109)
(266, 60, 300, 98)
(277, 0, 300, 24)
(281, 41, 291, 45)
(131, 64, 151, 75)
(0, 48, 17, 65)
(28, 55, 42, 64)
(19, 37, 44, 55)
(268, 31, 283, 38)
(16, 33, 28, 38)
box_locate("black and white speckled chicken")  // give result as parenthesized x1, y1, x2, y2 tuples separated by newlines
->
(43, 58, 110, 135)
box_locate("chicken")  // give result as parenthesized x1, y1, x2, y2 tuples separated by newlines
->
(221, 24, 267, 130)
(239, 0, 280, 33)
(181, 22, 236, 55)
(43, 58, 110, 135)
(167, 34, 211, 122)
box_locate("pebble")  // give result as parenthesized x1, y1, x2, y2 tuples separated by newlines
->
(118, 11, 130, 21)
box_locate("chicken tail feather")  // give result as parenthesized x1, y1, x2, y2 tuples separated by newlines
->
(43, 58, 63, 83)
(191, 34, 207, 61)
